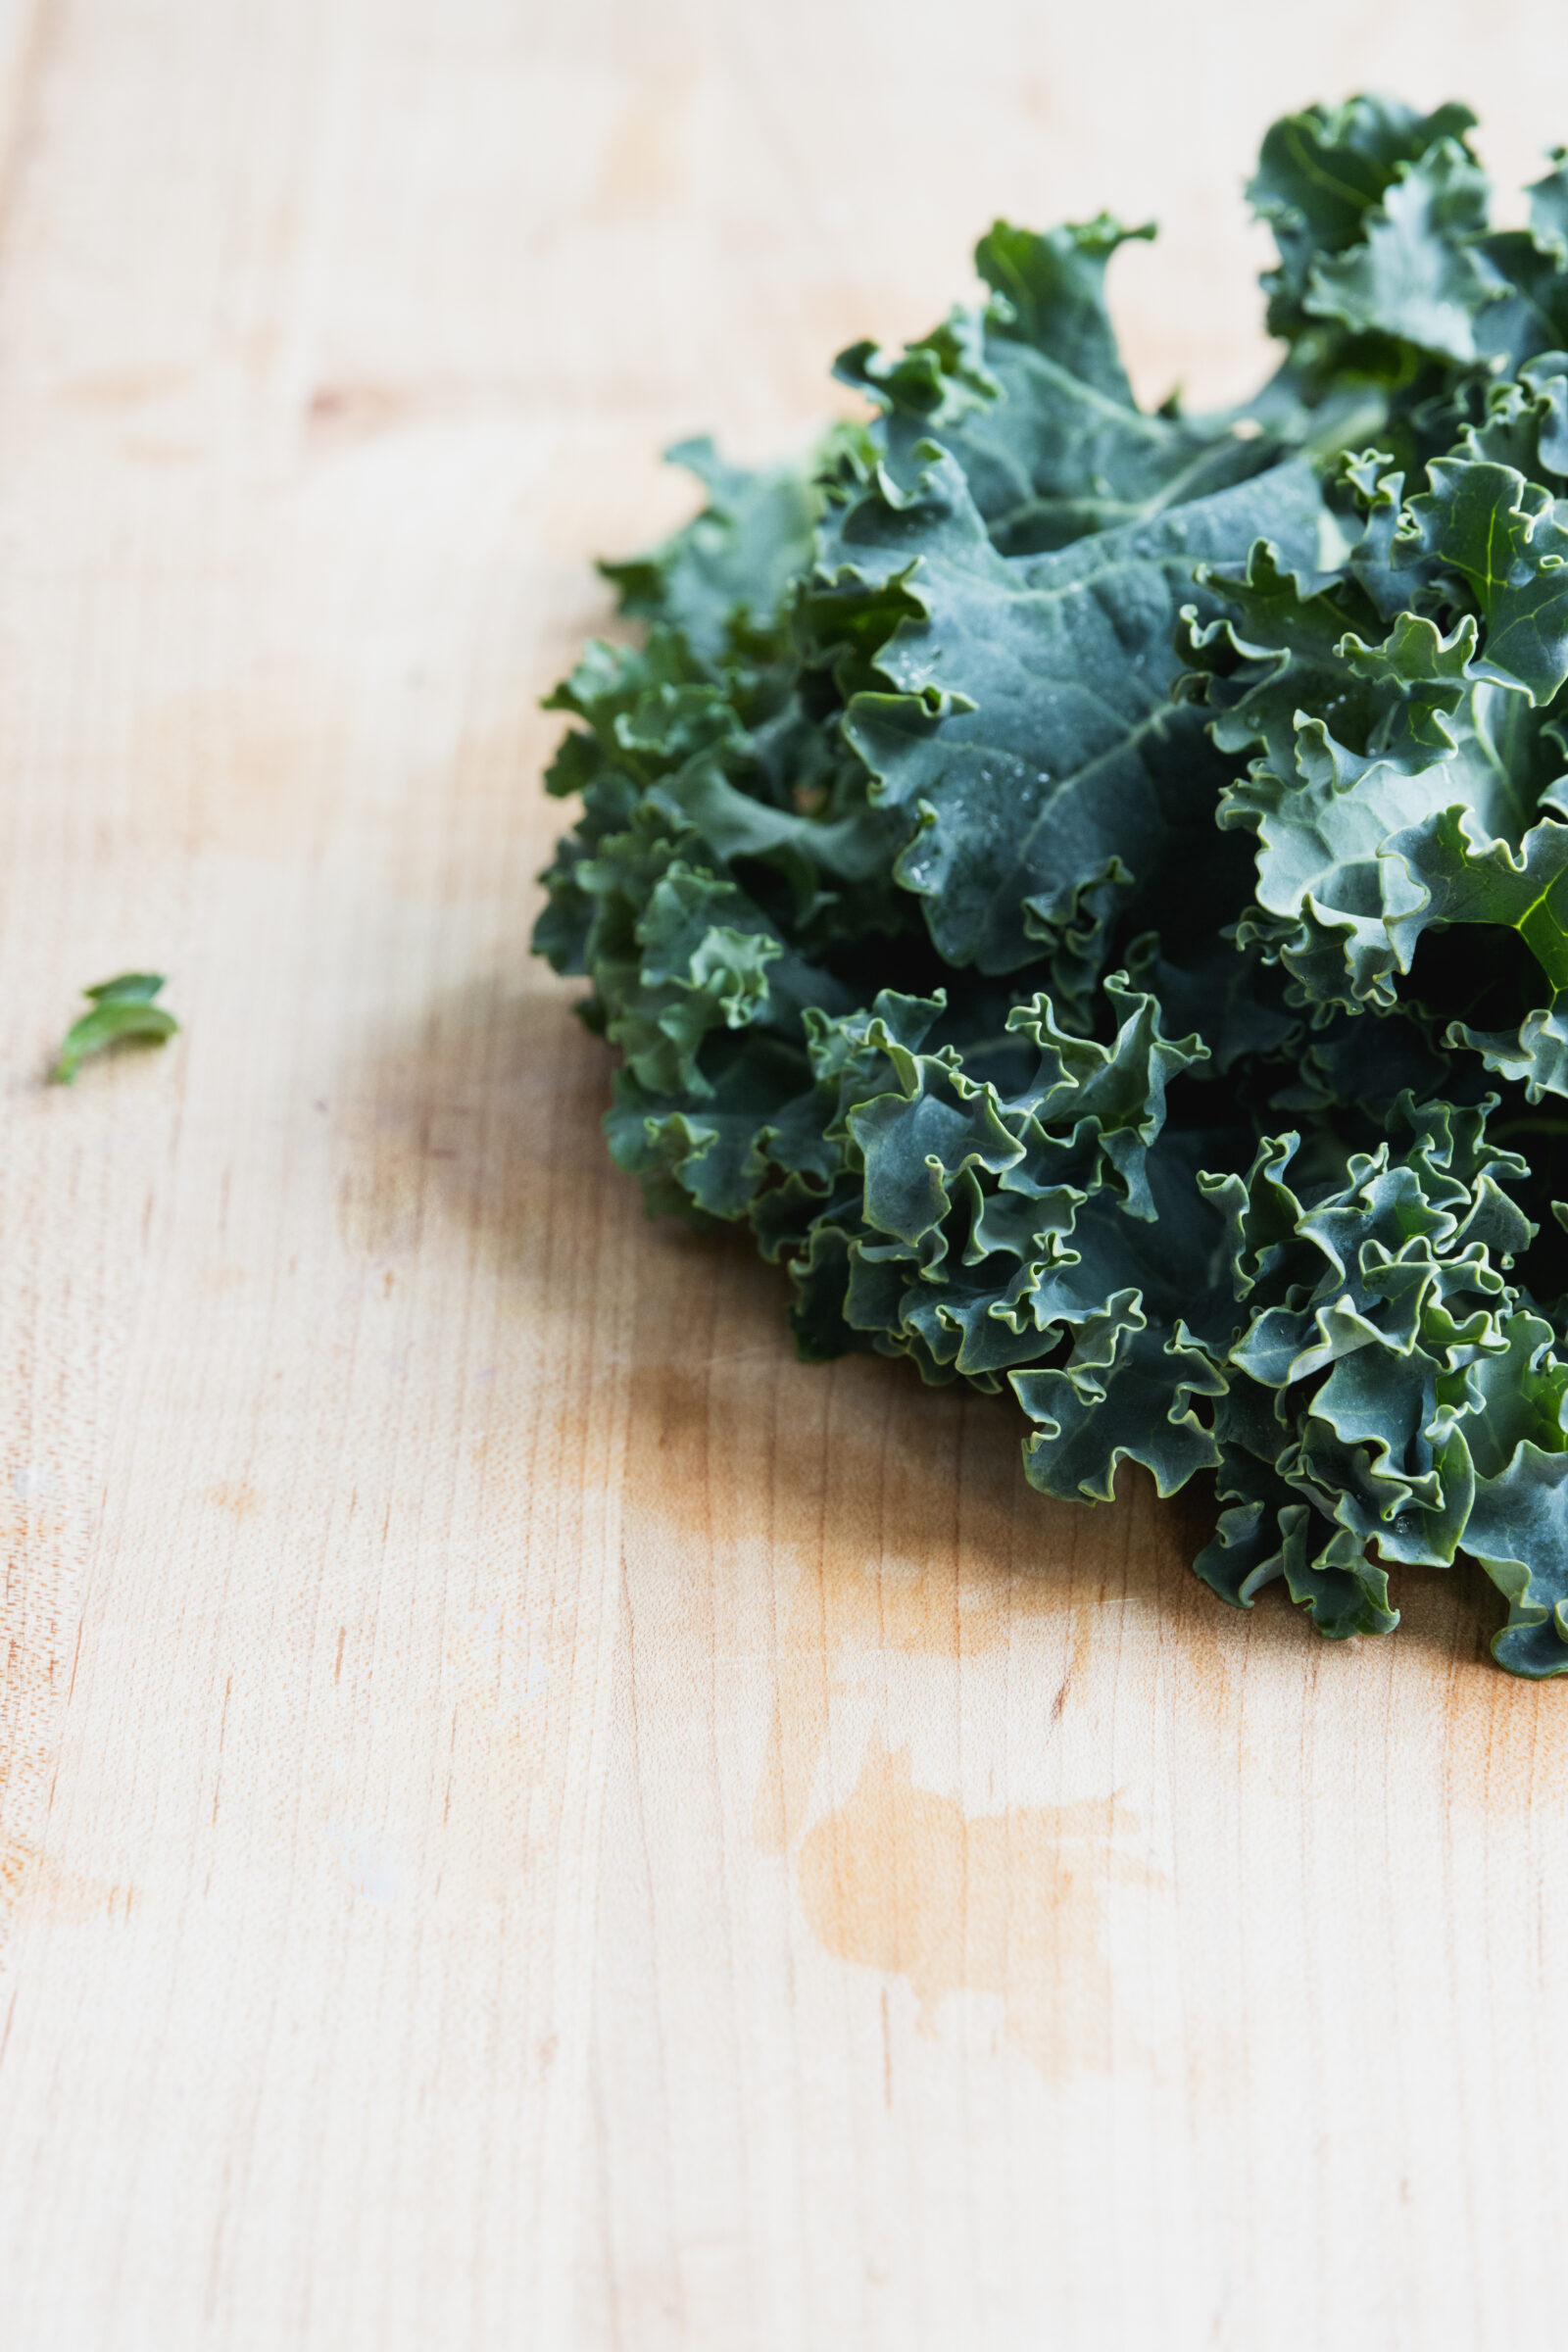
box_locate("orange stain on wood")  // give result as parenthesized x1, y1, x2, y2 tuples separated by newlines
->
(205, 1480, 259, 1520)
(1, 1836, 138, 1927)
(613, 1205, 1556, 2097)
(796, 1732, 1154, 2081)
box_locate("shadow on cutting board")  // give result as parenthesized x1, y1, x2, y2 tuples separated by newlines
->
(344, 975, 1565, 2077)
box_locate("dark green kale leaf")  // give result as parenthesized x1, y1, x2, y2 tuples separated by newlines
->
(836, 217, 1286, 556)
(1181, 416, 1568, 1103)
(824, 444, 1323, 985)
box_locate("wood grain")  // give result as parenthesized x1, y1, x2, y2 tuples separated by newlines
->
(3, 5, 1568, 2346)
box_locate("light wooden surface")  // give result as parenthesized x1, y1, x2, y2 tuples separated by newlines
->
(4, 6, 1568, 2346)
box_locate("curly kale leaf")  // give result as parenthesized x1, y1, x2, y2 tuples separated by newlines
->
(1183, 422, 1568, 1101)
(597, 434, 823, 662)
(836, 217, 1286, 555)
(822, 441, 1323, 983)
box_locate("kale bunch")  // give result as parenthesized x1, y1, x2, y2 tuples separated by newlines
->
(534, 96, 1568, 1674)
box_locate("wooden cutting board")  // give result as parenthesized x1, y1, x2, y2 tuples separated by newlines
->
(3, 5, 1567, 2345)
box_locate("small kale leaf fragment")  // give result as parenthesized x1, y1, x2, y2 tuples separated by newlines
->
(51, 973, 179, 1085)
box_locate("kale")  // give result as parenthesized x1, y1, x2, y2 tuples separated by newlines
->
(534, 93, 1568, 1675)
(52, 973, 178, 1084)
